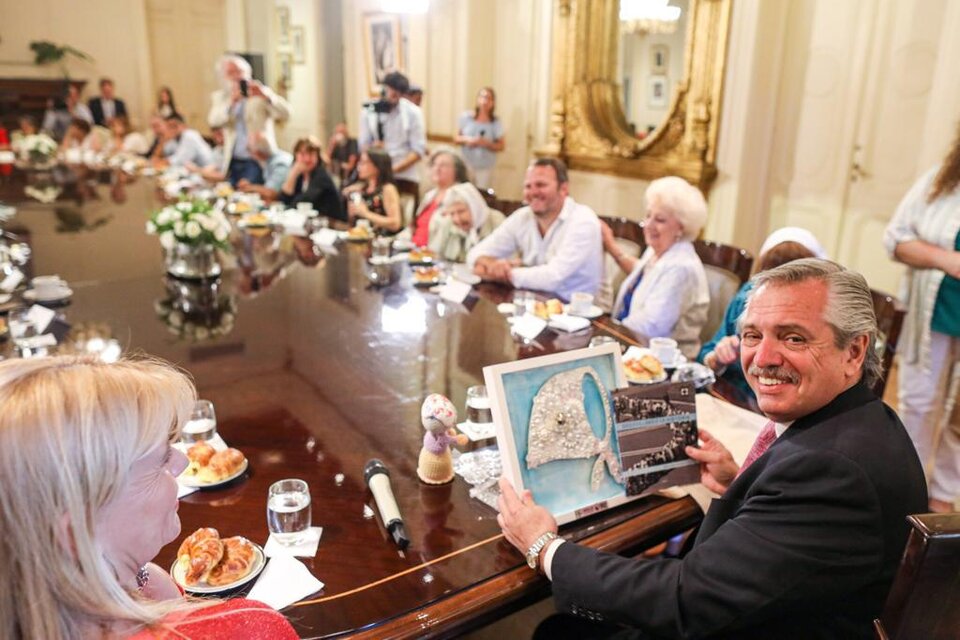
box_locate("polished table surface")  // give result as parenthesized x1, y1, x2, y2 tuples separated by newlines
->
(2, 168, 707, 638)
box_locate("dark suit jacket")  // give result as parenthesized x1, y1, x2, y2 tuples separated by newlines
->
(551, 381, 928, 639)
(88, 97, 128, 127)
(279, 165, 345, 222)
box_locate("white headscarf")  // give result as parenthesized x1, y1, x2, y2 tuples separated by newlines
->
(759, 227, 828, 259)
(442, 183, 490, 243)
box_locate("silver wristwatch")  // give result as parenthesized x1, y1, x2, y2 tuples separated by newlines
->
(525, 532, 558, 570)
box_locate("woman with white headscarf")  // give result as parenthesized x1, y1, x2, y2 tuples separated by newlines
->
(427, 182, 504, 263)
(698, 226, 827, 398)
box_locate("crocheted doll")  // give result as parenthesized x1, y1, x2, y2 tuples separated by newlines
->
(417, 393, 468, 484)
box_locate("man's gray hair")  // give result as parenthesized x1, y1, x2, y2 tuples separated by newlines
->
(217, 54, 252, 80)
(751, 258, 881, 388)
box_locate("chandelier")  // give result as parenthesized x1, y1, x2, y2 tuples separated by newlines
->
(620, 0, 682, 35)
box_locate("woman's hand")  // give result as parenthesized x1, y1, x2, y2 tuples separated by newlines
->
(706, 336, 740, 371)
(348, 198, 370, 221)
(942, 250, 960, 279)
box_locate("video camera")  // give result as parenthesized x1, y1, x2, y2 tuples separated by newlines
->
(362, 91, 393, 114)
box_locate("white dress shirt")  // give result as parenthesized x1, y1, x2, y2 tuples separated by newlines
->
(466, 197, 603, 301)
(358, 98, 427, 182)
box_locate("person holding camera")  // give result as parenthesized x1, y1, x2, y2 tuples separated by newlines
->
(358, 71, 426, 189)
(208, 54, 290, 187)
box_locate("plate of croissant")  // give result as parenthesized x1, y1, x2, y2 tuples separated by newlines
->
(178, 441, 249, 488)
(172, 527, 265, 594)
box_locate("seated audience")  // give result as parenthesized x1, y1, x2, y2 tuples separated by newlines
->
(142, 115, 168, 161)
(279, 136, 344, 220)
(326, 122, 359, 185)
(0, 355, 299, 639)
(59, 118, 110, 155)
(237, 133, 293, 203)
(10, 115, 39, 153)
(106, 116, 149, 156)
(428, 182, 504, 263)
(43, 84, 93, 141)
(403, 148, 468, 247)
(604, 176, 709, 359)
(88, 77, 128, 127)
(699, 227, 826, 398)
(499, 259, 928, 639)
(162, 115, 214, 169)
(156, 86, 181, 120)
(343, 148, 402, 233)
(467, 158, 602, 301)
(884, 121, 960, 513)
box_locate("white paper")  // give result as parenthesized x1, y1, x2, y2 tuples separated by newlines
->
(247, 555, 324, 610)
(25, 304, 56, 333)
(458, 420, 496, 442)
(177, 484, 199, 499)
(511, 314, 547, 341)
(438, 278, 472, 304)
(548, 313, 591, 333)
(310, 228, 340, 248)
(264, 526, 323, 558)
(0, 270, 24, 293)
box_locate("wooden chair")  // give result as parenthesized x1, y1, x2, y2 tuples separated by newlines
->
(870, 288, 906, 398)
(874, 513, 960, 639)
(598, 216, 647, 312)
(394, 178, 420, 228)
(693, 240, 754, 344)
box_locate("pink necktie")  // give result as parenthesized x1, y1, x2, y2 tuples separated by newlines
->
(737, 420, 778, 477)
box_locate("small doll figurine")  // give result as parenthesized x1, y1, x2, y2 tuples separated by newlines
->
(417, 393, 469, 484)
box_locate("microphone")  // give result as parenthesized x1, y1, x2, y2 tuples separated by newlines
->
(363, 459, 410, 549)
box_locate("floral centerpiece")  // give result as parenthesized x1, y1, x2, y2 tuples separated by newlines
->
(154, 278, 237, 342)
(147, 198, 231, 279)
(19, 133, 58, 164)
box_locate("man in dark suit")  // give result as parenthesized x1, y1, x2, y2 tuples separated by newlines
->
(498, 259, 928, 639)
(88, 78, 127, 127)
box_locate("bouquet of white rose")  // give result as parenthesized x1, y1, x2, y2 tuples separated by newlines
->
(21, 134, 58, 163)
(146, 198, 231, 250)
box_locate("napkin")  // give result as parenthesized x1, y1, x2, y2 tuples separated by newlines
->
(247, 555, 324, 610)
(278, 211, 307, 235)
(177, 484, 198, 499)
(264, 526, 323, 558)
(310, 228, 340, 249)
(512, 314, 547, 341)
(548, 314, 591, 333)
(458, 420, 496, 441)
(438, 278, 473, 304)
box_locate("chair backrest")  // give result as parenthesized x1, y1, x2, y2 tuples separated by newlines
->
(394, 179, 420, 229)
(870, 288, 906, 398)
(598, 216, 646, 312)
(874, 513, 960, 639)
(693, 240, 754, 344)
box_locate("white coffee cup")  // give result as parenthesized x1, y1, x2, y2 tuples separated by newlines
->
(569, 292, 594, 316)
(649, 337, 680, 366)
(297, 202, 314, 213)
(32, 275, 67, 299)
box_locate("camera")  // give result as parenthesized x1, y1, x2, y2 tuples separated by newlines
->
(239, 79, 249, 97)
(362, 88, 392, 114)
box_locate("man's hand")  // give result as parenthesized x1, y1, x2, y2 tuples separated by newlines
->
(685, 428, 739, 494)
(247, 80, 265, 99)
(497, 477, 557, 554)
(473, 257, 513, 283)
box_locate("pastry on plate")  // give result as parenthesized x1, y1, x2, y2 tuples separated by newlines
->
(534, 298, 564, 319)
(177, 527, 224, 586)
(624, 354, 665, 383)
(197, 448, 246, 483)
(206, 536, 257, 586)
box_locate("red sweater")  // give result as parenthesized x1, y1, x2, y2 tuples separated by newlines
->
(127, 598, 299, 639)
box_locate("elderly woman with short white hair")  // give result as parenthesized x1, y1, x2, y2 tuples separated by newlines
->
(603, 176, 709, 359)
(427, 182, 504, 263)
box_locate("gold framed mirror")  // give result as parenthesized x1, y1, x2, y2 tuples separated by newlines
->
(542, 0, 731, 192)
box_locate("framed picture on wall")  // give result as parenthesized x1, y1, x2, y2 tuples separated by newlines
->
(651, 44, 669, 75)
(291, 26, 305, 64)
(649, 76, 669, 108)
(278, 52, 293, 91)
(484, 343, 636, 526)
(277, 6, 291, 48)
(362, 12, 403, 96)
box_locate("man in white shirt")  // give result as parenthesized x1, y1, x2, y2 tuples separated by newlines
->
(358, 71, 426, 185)
(162, 115, 213, 169)
(466, 158, 603, 301)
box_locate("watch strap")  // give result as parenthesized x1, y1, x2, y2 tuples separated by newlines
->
(525, 531, 558, 570)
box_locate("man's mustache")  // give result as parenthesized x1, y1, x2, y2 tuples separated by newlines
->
(747, 365, 800, 384)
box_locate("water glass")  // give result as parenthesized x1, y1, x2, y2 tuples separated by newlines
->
(267, 479, 312, 546)
(589, 335, 619, 350)
(513, 291, 534, 318)
(372, 237, 392, 259)
(466, 385, 493, 425)
(181, 399, 217, 443)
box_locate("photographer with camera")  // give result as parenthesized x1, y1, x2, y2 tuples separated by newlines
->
(208, 54, 290, 187)
(358, 71, 426, 190)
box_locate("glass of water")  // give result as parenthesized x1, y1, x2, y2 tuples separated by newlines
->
(267, 479, 312, 546)
(466, 385, 493, 425)
(181, 399, 217, 443)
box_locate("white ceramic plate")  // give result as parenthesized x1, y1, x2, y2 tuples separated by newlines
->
(563, 303, 604, 319)
(171, 539, 265, 594)
(177, 456, 249, 489)
(22, 287, 73, 303)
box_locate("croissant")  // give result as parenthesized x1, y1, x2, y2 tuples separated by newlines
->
(206, 536, 257, 586)
(197, 448, 246, 483)
(186, 441, 216, 466)
(176, 527, 224, 585)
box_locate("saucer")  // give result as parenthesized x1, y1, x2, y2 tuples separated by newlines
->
(563, 303, 603, 319)
(23, 287, 73, 303)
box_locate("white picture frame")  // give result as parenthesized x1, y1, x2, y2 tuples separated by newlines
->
(291, 26, 305, 64)
(362, 13, 403, 96)
(484, 344, 636, 526)
(650, 44, 669, 75)
(277, 6, 291, 48)
(649, 76, 669, 109)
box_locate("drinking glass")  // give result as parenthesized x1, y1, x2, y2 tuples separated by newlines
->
(9, 309, 48, 358)
(267, 479, 312, 546)
(466, 385, 493, 425)
(181, 399, 217, 443)
(513, 291, 534, 318)
(372, 237, 392, 259)
(589, 335, 619, 350)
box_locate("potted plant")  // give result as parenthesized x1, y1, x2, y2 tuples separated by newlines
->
(29, 41, 92, 79)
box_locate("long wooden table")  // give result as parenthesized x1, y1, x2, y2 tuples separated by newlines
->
(2, 169, 705, 638)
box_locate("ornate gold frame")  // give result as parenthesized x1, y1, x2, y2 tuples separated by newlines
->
(542, 0, 732, 192)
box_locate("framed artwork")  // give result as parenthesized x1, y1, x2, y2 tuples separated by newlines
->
(277, 6, 291, 47)
(362, 13, 402, 96)
(277, 52, 293, 91)
(649, 76, 669, 108)
(650, 44, 669, 75)
(484, 343, 636, 526)
(290, 26, 305, 64)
